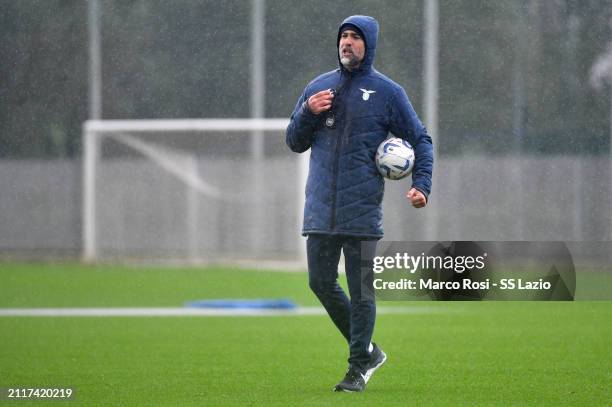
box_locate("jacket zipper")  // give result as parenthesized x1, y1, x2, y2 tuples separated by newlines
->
(329, 72, 351, 231)
(329, 133, 341, 231)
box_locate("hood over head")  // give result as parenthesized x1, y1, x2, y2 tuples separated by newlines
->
(337, 15, 379, 71)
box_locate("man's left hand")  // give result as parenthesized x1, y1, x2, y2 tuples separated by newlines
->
(406, 188, 427, 208)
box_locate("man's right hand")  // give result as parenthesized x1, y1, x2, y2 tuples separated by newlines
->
(307, 89, 334, 115)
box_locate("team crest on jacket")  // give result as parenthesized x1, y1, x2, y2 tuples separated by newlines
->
(359, 88, 376, 101)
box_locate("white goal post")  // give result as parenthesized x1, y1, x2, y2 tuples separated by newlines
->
(82, 118, 308, 264)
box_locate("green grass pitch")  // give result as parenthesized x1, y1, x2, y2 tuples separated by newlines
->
(0, 263, 610, 406)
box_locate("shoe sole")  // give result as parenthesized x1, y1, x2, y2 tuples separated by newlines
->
(333, 372, 367, 393)
(363, 350, 387, 383)
(333, 386, 358, 393)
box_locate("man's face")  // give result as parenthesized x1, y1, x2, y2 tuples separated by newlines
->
(339, 29, 365, 70)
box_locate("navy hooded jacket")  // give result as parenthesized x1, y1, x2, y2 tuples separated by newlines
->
(286, 15, 434, 238)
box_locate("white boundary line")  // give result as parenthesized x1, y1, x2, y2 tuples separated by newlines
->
(0, 306, 439, 317)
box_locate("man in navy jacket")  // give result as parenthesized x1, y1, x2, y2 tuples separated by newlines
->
(286, 15, 434, 392)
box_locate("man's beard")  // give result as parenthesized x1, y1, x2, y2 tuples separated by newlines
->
(339, 49, 361, 70)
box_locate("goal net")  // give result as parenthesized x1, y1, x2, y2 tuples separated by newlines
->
(82, 119, 307, 264)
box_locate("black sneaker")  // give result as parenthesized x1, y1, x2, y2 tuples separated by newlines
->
(333, 366, 366, 392)
(364, 343, 387, 383)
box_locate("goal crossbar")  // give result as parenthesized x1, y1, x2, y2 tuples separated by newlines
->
(85, 118, 290, 133)
(82, 118, 307, 264)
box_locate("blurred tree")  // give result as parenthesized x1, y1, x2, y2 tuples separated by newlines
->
(437, 0, 518, 155)
(101, 0, 251, 119)
(0, 0, 609, 157)
(524, 0, 611, 154)
(0, 0, 87, 158)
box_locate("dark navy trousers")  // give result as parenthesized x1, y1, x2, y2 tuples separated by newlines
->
(306, 234, 377, 371)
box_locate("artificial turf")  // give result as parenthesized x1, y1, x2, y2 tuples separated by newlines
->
(0, 263, 610, 406)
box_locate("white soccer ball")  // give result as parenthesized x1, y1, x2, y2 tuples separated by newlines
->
(375, 137, 415, 180)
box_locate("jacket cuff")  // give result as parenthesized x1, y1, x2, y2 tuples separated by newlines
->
(300, 100, 319, 124)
